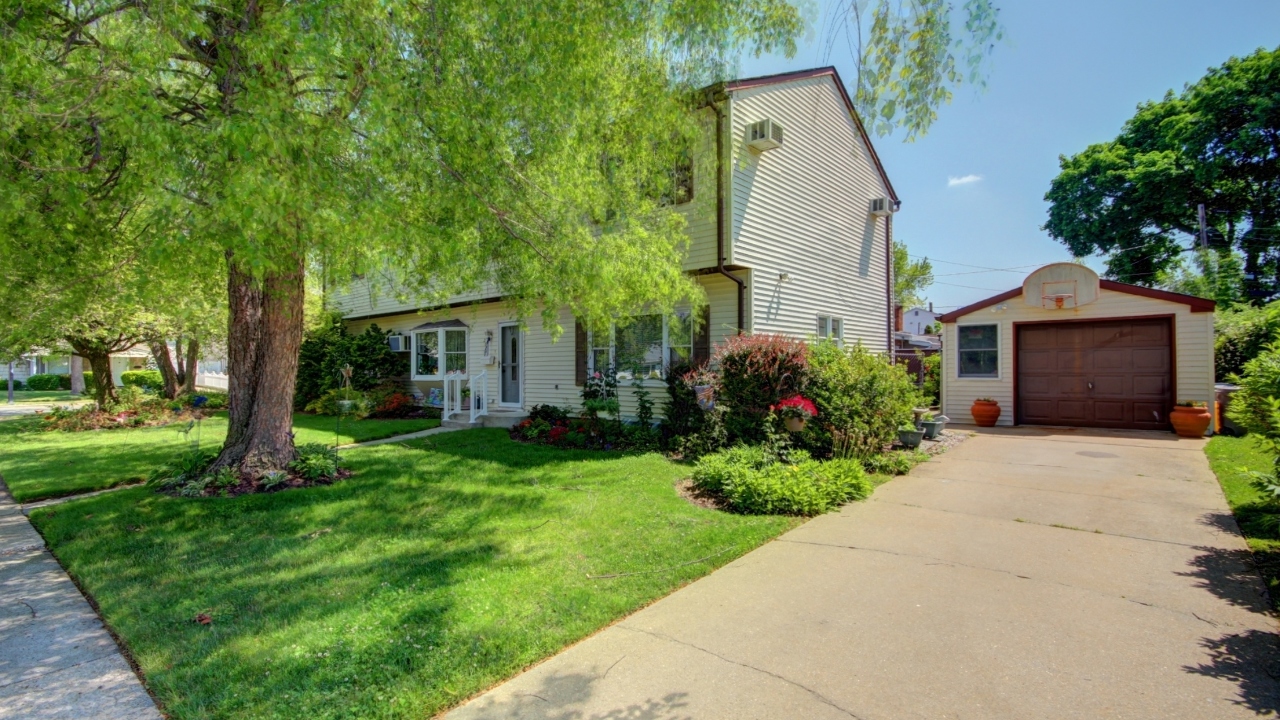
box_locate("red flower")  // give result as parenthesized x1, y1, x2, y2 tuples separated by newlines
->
(772, 395, 818, 419)
(549, 426, 569, 443)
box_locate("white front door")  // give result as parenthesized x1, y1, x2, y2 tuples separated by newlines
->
(500, 325, 521, 406)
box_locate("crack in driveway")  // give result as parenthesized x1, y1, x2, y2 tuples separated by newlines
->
(616, 624, 866, 719)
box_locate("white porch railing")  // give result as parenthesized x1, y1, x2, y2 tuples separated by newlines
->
(442, 371, 490, 424)
(442, 373, 464, 422)
(469, 370, 489, 424)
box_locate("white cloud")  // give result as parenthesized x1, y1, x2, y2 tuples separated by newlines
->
(947, 174, 983, 187)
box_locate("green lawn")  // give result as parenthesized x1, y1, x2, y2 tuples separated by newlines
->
(29, 429, 801, 719)
(0, 413, 439, 502)
(1204, 435, 1280, 609)
(2, 390, 85, 405)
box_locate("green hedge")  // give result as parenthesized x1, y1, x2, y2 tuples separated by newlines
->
(25, 373, 71, 391)
(121, 369, 165, 392)
(4, 378, 24, 391)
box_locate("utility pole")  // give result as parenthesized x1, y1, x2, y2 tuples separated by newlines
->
(1198, 204, 1209, 249)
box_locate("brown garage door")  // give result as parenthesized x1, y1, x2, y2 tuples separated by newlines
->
(1017, 318, 1172, 430)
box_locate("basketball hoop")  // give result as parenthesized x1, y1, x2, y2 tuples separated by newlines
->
(1042, 293, 1074, 309)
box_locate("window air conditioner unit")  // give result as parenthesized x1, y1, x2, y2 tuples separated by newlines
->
(747, 119, 784, 151)
(387, 334, 408, 353)
(869, 197, 892, 217)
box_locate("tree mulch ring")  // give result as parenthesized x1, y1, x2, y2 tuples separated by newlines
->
(675, 479, 729, 511)
(159, 468, 354, 498)
(224, 468, 354, 497)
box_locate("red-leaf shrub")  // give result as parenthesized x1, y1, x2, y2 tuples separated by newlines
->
(712, 333, 809, 442)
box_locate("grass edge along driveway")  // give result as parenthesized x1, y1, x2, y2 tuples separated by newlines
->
(1204, 434, 1280, 609)
(0, 413, 439, 503)
(29, 429, 804, 719)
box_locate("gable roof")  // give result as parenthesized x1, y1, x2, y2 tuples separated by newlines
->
(937, 280, 1216, 323)
(722, 67, 899, 205)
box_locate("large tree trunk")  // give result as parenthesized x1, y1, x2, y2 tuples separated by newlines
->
(211, 252, 305, 478)
(71, 349, 116, 408)
(69, 355, 84, 396)
(181, 337, 200, 396)
(149, 339, 181, 400)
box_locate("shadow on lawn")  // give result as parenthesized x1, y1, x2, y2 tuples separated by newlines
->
(33, 443, 564, 716)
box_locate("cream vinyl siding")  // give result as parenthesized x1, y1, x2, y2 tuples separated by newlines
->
(728, 75, 890, 351)
(347, 274, 739, 419)
(941, 290, 1215, 426)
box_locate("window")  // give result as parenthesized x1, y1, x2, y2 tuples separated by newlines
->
(958, 324, 999, 378)
(816, 315, 844, 344)
(414, 328, 468, 379)
(415, 331, 438, 377)
(589, 313, 693, 380)
(667, 313, 693, 366)
(614, 315, 664, 378)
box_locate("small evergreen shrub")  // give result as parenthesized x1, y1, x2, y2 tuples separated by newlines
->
(121, 369, 165, 393)
(528, 404, 571, 425)
(4, 378, 23, 391)
(25, 373, 70, 391)
(296, 317, 407, 409)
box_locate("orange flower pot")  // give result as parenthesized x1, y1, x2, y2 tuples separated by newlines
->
(1170, 405, 1211, 438)
(970, 400, 1001, 427)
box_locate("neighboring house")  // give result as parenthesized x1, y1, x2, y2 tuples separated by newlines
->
(333, 67, 899, 422)
(5, 349, 149, 388)
(903, 305, 939, 335)
(938, 263, 1215, 430)
(6, 353, 70, 384)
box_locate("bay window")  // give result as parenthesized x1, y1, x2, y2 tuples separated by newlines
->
(413, 324, 468, 380)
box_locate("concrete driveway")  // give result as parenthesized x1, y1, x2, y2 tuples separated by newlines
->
(449, 428, 1280, 719)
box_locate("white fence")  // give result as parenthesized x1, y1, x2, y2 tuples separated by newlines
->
(196, 372, 229, 391)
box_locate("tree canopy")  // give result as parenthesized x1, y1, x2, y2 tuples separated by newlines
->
(2, 0, 1004, 479)
(893, 240, 934, 309)
(829, 0, 1004, 140)
(1044, 47, 1280, 300)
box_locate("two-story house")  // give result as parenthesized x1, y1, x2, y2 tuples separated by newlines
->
(333, 67, 900, 424)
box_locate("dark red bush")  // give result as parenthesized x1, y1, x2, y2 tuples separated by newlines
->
(712, 333, 809, 442)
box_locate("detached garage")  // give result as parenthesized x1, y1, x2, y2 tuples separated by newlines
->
(938, 263, 1215, 431)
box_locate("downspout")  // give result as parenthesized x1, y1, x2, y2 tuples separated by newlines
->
(885, 210, 894, 352)
(710, 90, 746, 334)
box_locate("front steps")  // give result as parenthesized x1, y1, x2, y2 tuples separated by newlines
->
(439, 408, 527, 431)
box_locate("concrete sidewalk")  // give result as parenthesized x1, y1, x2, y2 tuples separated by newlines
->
(448, 427, 1280, 719)
(0, 485, 160, 719)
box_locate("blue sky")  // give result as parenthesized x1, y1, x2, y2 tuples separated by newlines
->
(739, 0, 1280, 312)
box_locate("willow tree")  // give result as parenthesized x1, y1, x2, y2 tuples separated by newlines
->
(3, 1, 803, 477)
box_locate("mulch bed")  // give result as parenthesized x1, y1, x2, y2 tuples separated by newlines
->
(674, 479, 729, 511)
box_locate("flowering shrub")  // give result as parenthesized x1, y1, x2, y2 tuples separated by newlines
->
(772, 395, 818, 420)
(660, 362, 726, 458)
(368, 390, 419, 418)
(713, 334, 809, 443)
